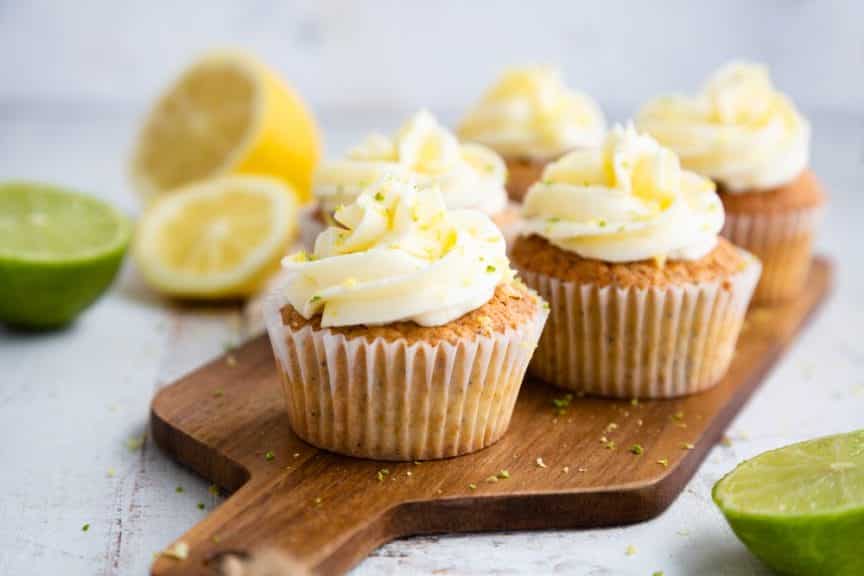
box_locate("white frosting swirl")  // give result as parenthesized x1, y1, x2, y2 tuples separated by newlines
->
(283, 176, 512, 327)
(458, 66, 605, 158)
(521, 125, 724, 263)
(314, 110, 507, 216)
(637, 61, 809, 192)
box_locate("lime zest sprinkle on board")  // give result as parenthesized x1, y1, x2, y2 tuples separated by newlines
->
(175, 486, 184, 493)
(497, 470, 511, 480)
(264, 451, 275, 461)
(657, 458, 669, 468)
(630, 444, 644, 455)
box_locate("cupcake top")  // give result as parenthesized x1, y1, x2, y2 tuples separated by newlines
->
(521, 124, 724, 263)
(314, 110, 507, 216)
(458, 66, 605, 159)
(283, 176, 513, 328)
(636, 61, 809, 192)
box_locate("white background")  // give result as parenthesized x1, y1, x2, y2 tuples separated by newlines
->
(1, 2, 863, 575)
(3, 0, 863, 114)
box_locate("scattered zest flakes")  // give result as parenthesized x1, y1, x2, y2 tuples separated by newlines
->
(225, 354, 237, 367)
(175, 485, 184, 493)
(605, 422, 618, 433)
(681, 442, 695, 450)
(212, 389, 224, 398)
(600, 436, 608, 444)
(486, 264, 496, 273)
(484, 475, 499, 484)
(577, 467, 588, 473)
(197, 502, 205, 510)
(652, 572, 665, 576)
(676, 529, 690, 536)
(264, 451, 275, 461)
(551, 393, 573, 416)
(603, 439, 617, 450)
(208, 484, 219, 496)
(82, 523, 90, 532)
(126, 433, 146, 452)
(562, 466, 570, 474)
(630, 397, 640, 406)
(468, 483, 477, 490)
(629, 444, 644, 456)
(671, 410, 685, 421)
(626, 544, 637, 557)
(161, 541, 189, 561)
(535, 457, 547, 469)
(497, 469, 511, 480)
(376, 469, 390, 482)
(656, 458, 669, 468)
(211, 535, 221, 544)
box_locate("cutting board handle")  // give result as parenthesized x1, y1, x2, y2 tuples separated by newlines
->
(151, 470, 408, 576)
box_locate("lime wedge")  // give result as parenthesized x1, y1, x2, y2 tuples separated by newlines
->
(713, 431, 864, 576)
(0, 182, 131, 328)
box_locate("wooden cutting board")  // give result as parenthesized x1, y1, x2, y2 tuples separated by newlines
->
(150, 258, 833, 576)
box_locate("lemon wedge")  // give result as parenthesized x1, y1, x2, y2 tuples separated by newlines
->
(130, 51, 320, 203)
(133, 176, 297, 299)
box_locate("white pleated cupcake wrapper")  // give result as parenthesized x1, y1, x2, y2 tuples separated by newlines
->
(518, 251, 761, 399)
(722, 206, 823, 304)
(263, 294, 548, 461)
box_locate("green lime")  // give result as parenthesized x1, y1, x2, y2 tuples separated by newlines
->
(0, 182, 131, 328)
(713, 430, 864, 576)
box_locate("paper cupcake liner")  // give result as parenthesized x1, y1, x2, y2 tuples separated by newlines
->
(721, 206, 823, 305)
(264, 298, 548, 461)
(518, 251, 760, 399)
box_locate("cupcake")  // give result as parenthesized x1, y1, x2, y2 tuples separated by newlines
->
(511, 125, 760, 399)
(458, 66, 605, 202)
(313, 110, 518, 233)
(637, 62, 825, 304)
(264, 176, 548, 460)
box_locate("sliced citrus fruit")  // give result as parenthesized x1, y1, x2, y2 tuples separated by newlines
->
(0, 182, 131, 328)
(133, 176, 297, 299)
(130, 51, 320, 203)
(713, 430, 864, 576)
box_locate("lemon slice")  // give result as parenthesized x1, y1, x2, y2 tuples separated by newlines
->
(133, 176, 297, 299)
(131, 51, 320, 203)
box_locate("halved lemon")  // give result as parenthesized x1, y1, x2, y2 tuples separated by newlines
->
(130, 51, 320, 203)
(133, 176, 297, 299)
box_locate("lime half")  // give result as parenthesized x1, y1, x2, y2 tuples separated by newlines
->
(713, 431, 864, 576)
(0, 182, 131, 328)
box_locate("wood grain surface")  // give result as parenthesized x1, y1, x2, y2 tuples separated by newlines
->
(150, 258, 833, 576)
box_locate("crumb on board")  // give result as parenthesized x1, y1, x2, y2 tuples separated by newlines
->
(535, 457, 547, 469)
(161, 541, 189, 561)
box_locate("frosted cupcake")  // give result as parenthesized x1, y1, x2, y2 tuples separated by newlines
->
(265, 176, 547, 460)
(313, 110, 517, 233)
(458, 66, 605, 202)
(511, 125, 760, 399)
(637, 62, 825, 304)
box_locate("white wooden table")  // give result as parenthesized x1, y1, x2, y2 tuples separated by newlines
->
(1, 104, 862, 575)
